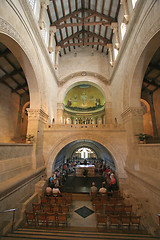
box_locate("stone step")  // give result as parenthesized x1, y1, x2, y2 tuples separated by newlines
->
(1, 228, 159, 240)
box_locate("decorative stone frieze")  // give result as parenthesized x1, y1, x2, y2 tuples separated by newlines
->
(38, 0, 50, 30)
(58, 71, 110, 86)
(120, 0, 130, 23)
(48, 26, 56, 53)
(27, 108, 48, 123)
(121, 107, 143, 123)
(107, 43, 114, 67)
(111, 22, 120, 49)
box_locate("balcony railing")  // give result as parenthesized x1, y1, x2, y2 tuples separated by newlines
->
(45, 123, 125, 130)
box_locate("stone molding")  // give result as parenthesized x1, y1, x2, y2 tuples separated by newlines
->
(105, 102, 112, 108)
(57, 103, 64, 110)
(17, 0, 58, 83)
(27, 108, 48, 123)
(59, 71, 110, 86)
(0, 17, 30, 60)
(121, 107, 143, 122)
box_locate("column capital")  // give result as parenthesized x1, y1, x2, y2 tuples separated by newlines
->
(107, 43, 113, 49)
(27, 108, 48, 123)
(57, 103, 64, 110)
(111, 22, 118, 29)
(55, 46, 61, 52)
(50, 26, 57, 34)
(41, 0, 50, 9)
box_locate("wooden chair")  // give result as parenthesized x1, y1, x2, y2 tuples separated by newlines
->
(46, 212, 57, 227)
(57, 213, 67, 227)
(105, 205, 114, 215)
(56, 197, 64, 205)
(36, 212, 47, 226)
(95, 204, 104, 214)
(49, 197, 56, 205)
(61, 205, 69, 216)
(25, 211, 36, 226)
(42, 204, 51, 213)
(32, 203, 41, 212)
(124, 205, 132, 216)
(41, 196, 48, 205)
(51, 205, 59, 213)
(96, 214, 107, 228)
(109, 215, 121, 229)
(130, 216, 141, 229)
(114, 205, 124, 215)
(121, 215, 130, 229)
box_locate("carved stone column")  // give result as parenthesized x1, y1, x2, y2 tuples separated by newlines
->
(48, 26, 56, 53)
(120, 0, 130, 23)
(111, 22, 120, 49)
(121, 107, 143, 170)
(57, 103, 64, 124)
(105, 102, 113, 124)
(107, 44, 114, 67)
(38, 0, 50, 30)
(27, 108, 48, 169)
(55, 46, 61, 69)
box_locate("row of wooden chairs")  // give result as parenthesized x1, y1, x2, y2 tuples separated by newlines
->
(94, 204, 132, 216)
(25, 211, 67, 227)
(41, 195, 72, 206)
(92, 195, 124, 204)
(32, 203, 70, 215)
(97, 214, 141, 230)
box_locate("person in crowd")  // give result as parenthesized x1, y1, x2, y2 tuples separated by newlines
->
(90, 182, 98, 200)
(49, 174, 55, 188)
(45, 186, 52, 196)
(109, 173, 117, 191)
(99, 182, 107, 195)
(52, 186, 61, 197)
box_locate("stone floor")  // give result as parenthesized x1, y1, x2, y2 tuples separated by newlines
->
(68, 199, 97, 228)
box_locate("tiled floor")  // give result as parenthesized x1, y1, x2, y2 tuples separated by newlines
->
(68, 200, 97, 228)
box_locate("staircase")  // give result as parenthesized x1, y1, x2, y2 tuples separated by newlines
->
(1, 228, 159, 240)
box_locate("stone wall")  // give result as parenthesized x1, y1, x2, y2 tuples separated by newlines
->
(0, 144, 33, 183)
(0, 84, 20, 142)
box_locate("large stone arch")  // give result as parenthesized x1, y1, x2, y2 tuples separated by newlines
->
(122, 1, 160, 111)
(0, 18, 42, 108)
(57, 75, 111, 104)
(46, 133, 127, 179)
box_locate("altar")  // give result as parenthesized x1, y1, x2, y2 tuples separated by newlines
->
(75, 164, 95, 177)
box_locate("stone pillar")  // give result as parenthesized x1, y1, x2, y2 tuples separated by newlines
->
(27, 108, 48, 169)
(48, 26, 56, 53)
(148, 94, 158, 137)
(107, 44, 114, 67)
(120, 0, 130, 23)
(57, 103, 64, 124)
(55, 46, 61, 69)
(38, 0, 50, 30)
(111, 22, 120, 49)
(121, 107, 143, 170)
(105, 102, 113, 124)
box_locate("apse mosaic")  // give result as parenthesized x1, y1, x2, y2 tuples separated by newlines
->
(64, 84, 105, 112)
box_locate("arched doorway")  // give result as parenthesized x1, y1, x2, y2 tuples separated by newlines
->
(48, 140, 118, 193)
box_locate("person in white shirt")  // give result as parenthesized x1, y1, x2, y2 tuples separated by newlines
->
(52, 187, 61, 197)
(99, 182, 107, 194)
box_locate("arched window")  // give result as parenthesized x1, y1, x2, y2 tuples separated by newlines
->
(121, 22, 127, 40)
(28, 0, 35, 10)
(114, 48, 119, 61)
(132, 0, 138, 9)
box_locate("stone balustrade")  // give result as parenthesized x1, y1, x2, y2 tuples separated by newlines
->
(45, 123, 125, 130)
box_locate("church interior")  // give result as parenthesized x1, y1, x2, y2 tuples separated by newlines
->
(0, 0, 160, 239)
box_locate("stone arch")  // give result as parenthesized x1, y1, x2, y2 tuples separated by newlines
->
(0, 18, 41, 108)
(46, 133, 127, 179)
(57, 76, 111, 104)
